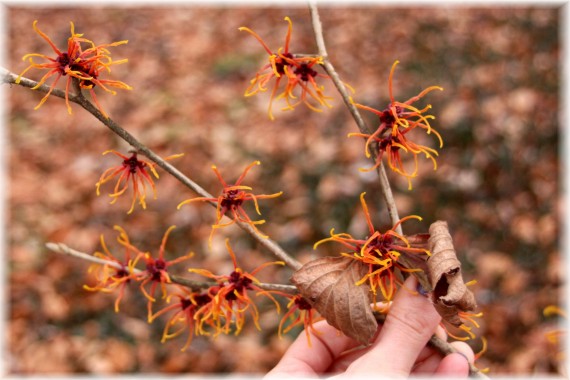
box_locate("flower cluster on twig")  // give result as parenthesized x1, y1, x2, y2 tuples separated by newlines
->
(17, 20, 132, 117)
(349, 60, 443, 190)
(83, 226, 315, 351)
(240, 17, 341, 120)
(177, 161, 283, 245)
(314, 192, 429, 304)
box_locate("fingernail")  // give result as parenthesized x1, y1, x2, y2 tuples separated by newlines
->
(416, 282, 429, 296)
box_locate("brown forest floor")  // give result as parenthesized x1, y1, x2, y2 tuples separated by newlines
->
(6, 4, 563, 376)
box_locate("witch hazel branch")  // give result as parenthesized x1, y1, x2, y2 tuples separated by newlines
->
(3, 5, 488, 376)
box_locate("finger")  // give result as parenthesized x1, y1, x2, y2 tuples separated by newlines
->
(266, 320, 363, 377)
(327, 335, 378, 373)
(450, 341, 475, 364)
(315, 300, 449, 373)
(411, 324, 449, 365)
(434, 352, 470, 376)
(347, 276, 442, 376)
(412, 341, 475, 374)
(404, 325, 449, 369)
(434, 339, 475, 376)
(331, 333, 439, 374)
(434, 324, 448, 341)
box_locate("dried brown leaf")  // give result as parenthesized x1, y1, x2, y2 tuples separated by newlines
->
(291, 256, 377, 345)
(427, 221, 477, 326)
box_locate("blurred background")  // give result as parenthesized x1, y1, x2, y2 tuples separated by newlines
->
(5, 3, 562, 375)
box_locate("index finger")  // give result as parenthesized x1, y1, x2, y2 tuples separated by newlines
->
(347, 276, 442, 376)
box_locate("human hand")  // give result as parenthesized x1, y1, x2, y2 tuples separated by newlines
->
(267, 276, 474, 378)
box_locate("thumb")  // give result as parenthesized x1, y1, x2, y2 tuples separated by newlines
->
(348, 275, 442, 377)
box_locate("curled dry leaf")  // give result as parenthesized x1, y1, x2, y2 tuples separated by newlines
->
(290, 256, 377, 345)
(427, 221, 477, 326)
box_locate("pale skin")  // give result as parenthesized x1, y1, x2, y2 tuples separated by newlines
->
(267, 276, 474, 378)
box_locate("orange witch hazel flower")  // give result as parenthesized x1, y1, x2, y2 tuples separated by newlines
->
(16, 20, 132, 118)
(189, 239, 285, 336)
(314, 192, 429, 303)
(441, 307, 488, 370)
(543, 305, 567, 363)
(86, 225, 193, 321)
(96, 150, 184, 214)
(177, 161, 282, 244)
(349, 60, 443, 190)
(128, 225, 194, 321)
(239, 17, 337, 120)
(278, 294, 322, 346)
(446, 310, 484, 341)
(149, 286, 215, 352)
(83, 225, 140, 312)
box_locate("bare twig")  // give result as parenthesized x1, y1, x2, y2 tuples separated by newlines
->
(45, 242, 299, 293)
(2, 66, 302, 270)
(309, 3, 402, 236)
(46, 242, 142, 273)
